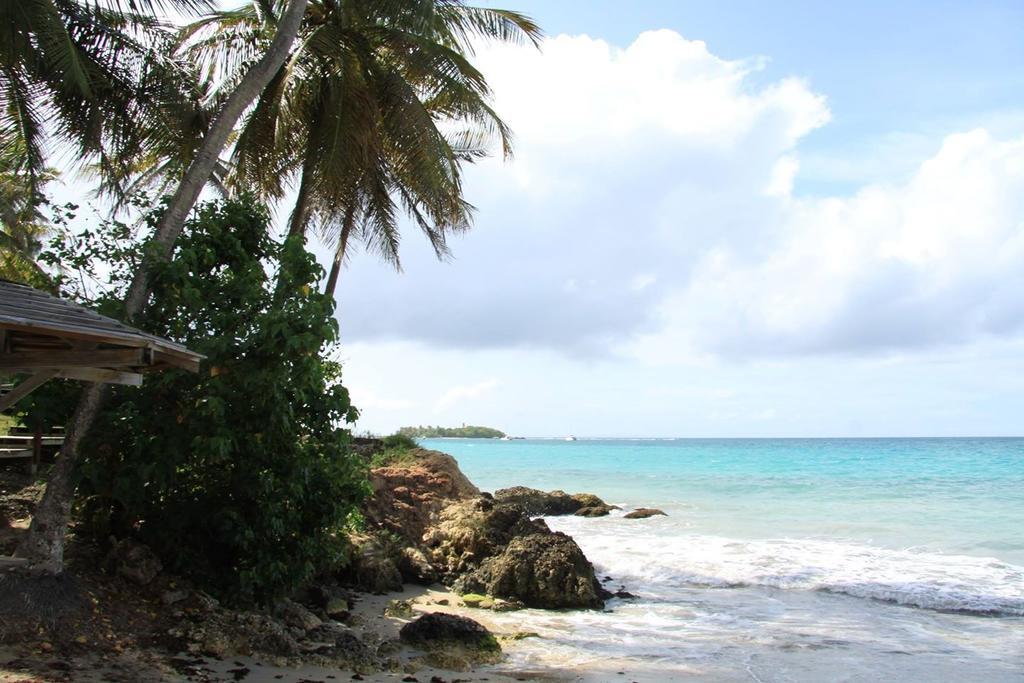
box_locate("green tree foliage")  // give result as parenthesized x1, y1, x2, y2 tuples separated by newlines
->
(0, 0, 211, 195)
(167, 0, 542, 296)
(397, 425, 505, 439)
(34, 196, 368, 604)
(0, 151, 55, 285)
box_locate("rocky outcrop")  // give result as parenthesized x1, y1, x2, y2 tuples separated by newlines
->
(169, 610, 300, 658)
(574, 503, 617, 517)
(342, 533, 403, 594)
(493, 487, 617, 517)
(275, 599, 322, 631)
(106, 538, 162, 586)
(570, 493, 604, 508)
(400, 612, 501, 670)
(397, 546, 438, 584)
(455, 532, 606, 609)
(494, 487, 578, 515)
(424, 497, 548, 578)
(168, 606, 377, 668)
(346, 448, 619, 613)
(623, 508, 667, 519)
(364, 449, 479, 546)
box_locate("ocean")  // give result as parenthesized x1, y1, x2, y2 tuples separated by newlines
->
(420, 437, 1024, 681)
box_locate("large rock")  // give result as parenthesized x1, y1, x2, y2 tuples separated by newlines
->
(364, 449, 479, 547)
(398, 546, 438, 584)
(574, 504, 617, 517)
(400, 612, 501, 669)
(275, 599, 322, 631)
(623, 508, 667, 519)
(302, 621, 378, 668)
(455, 532, 605, 609)
(424, 497, 548, 577)
(170, 611, 299, 658)
(344, 533, 403, 593)
(106, 538, 162, 586)
(493, 487, 579, 515)
(570, 493, 605, 508)
(493, 487, 614, 517)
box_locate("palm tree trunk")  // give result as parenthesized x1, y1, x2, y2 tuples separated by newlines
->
(16, 383, 104, 573)
(287, 146, 317, 239)
(323, 204, 355, 297)
(123, 0, 309, 318)
(17, 0, 310, 574)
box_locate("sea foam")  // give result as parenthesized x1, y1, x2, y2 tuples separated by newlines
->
(547, 514, 1024, 616)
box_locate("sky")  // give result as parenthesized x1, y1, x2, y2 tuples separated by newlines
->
(57, 1, 1024, 437)
(324, 0, 1024, 438)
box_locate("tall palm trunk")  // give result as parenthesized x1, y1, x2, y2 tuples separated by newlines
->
(18, 0, 310, 574)
(323, 204, 355, 297)
(123, 0, 309, 317)
(287, 143, 318, 239)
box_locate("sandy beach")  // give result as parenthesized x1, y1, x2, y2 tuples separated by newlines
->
(0, 583, 574, 683)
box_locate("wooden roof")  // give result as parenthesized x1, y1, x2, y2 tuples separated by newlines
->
(0, 279, 203, 392)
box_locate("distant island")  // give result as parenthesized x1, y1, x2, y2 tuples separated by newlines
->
(398, 425, 507, 439)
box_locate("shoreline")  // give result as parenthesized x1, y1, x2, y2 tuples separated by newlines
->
(0, 448, 633, 682)
(4, 441, 1020, 682)
(0, 583, 579, 683)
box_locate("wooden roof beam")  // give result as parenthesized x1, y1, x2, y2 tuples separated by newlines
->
(0, 371, 58, 412)
(0, 348, 150, 370)
(55, 368, 142, 386)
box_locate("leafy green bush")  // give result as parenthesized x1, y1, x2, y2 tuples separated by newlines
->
(381, 433, 419, 451)
(59, 197, 368, 604)
(365, 433, 421, 468)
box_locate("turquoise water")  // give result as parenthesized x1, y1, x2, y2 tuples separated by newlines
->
(422, 437, 1024, 565)
(420, 437, 1024, 680)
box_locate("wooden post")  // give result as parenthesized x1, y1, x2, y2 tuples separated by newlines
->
(31, 425, 42, 476)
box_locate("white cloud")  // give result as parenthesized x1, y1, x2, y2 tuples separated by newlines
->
(335, 30, 1024, 365)
(433, 379, 499, 414)
(336, 30, 829, 354)
(630, 274, 657, 292)
(636, 128, 1024, 359)
(349, 387, 415, 412)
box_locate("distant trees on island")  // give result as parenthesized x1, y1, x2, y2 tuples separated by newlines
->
(398, 425, 507, 439)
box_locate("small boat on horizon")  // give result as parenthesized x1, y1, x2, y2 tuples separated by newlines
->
(565, 435, 577, 441)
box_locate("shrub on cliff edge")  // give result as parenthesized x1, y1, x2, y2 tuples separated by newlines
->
(47, 197, 369, 604)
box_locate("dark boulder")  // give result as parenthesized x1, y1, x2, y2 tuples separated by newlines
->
(455, 532, 605, 609)
(106, 538, 162, 586)
(574, 504, 617, 517)
(623, 508, 667, 519)
(493, 487, 615, 517)
(303, 622, 377, 668)
(493, 487, 579, 515)
(425, 497, 548, 576)
(399, 613, 501, 669)
(570, 493, 604, 508)
(398, 546, 439, 584)
(275, 599, 322, 631)
(343, 533, 403, 593)
(400, 612, 498, 650)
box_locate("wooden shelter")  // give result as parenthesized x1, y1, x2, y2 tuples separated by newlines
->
(0, 279, 203, 413)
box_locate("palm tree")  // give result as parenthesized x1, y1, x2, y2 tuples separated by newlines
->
(19, 0, 540, 574)
(17, 0, 314, 574)
(0, 136, 58, 284)
(183, 0, 540, 297)
(0, 0, 215, 197)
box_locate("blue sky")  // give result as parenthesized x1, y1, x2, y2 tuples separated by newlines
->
(330, 1, 1024, 437)
(481, 0, 1024, 195)
(53, 2, 1024, 437)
